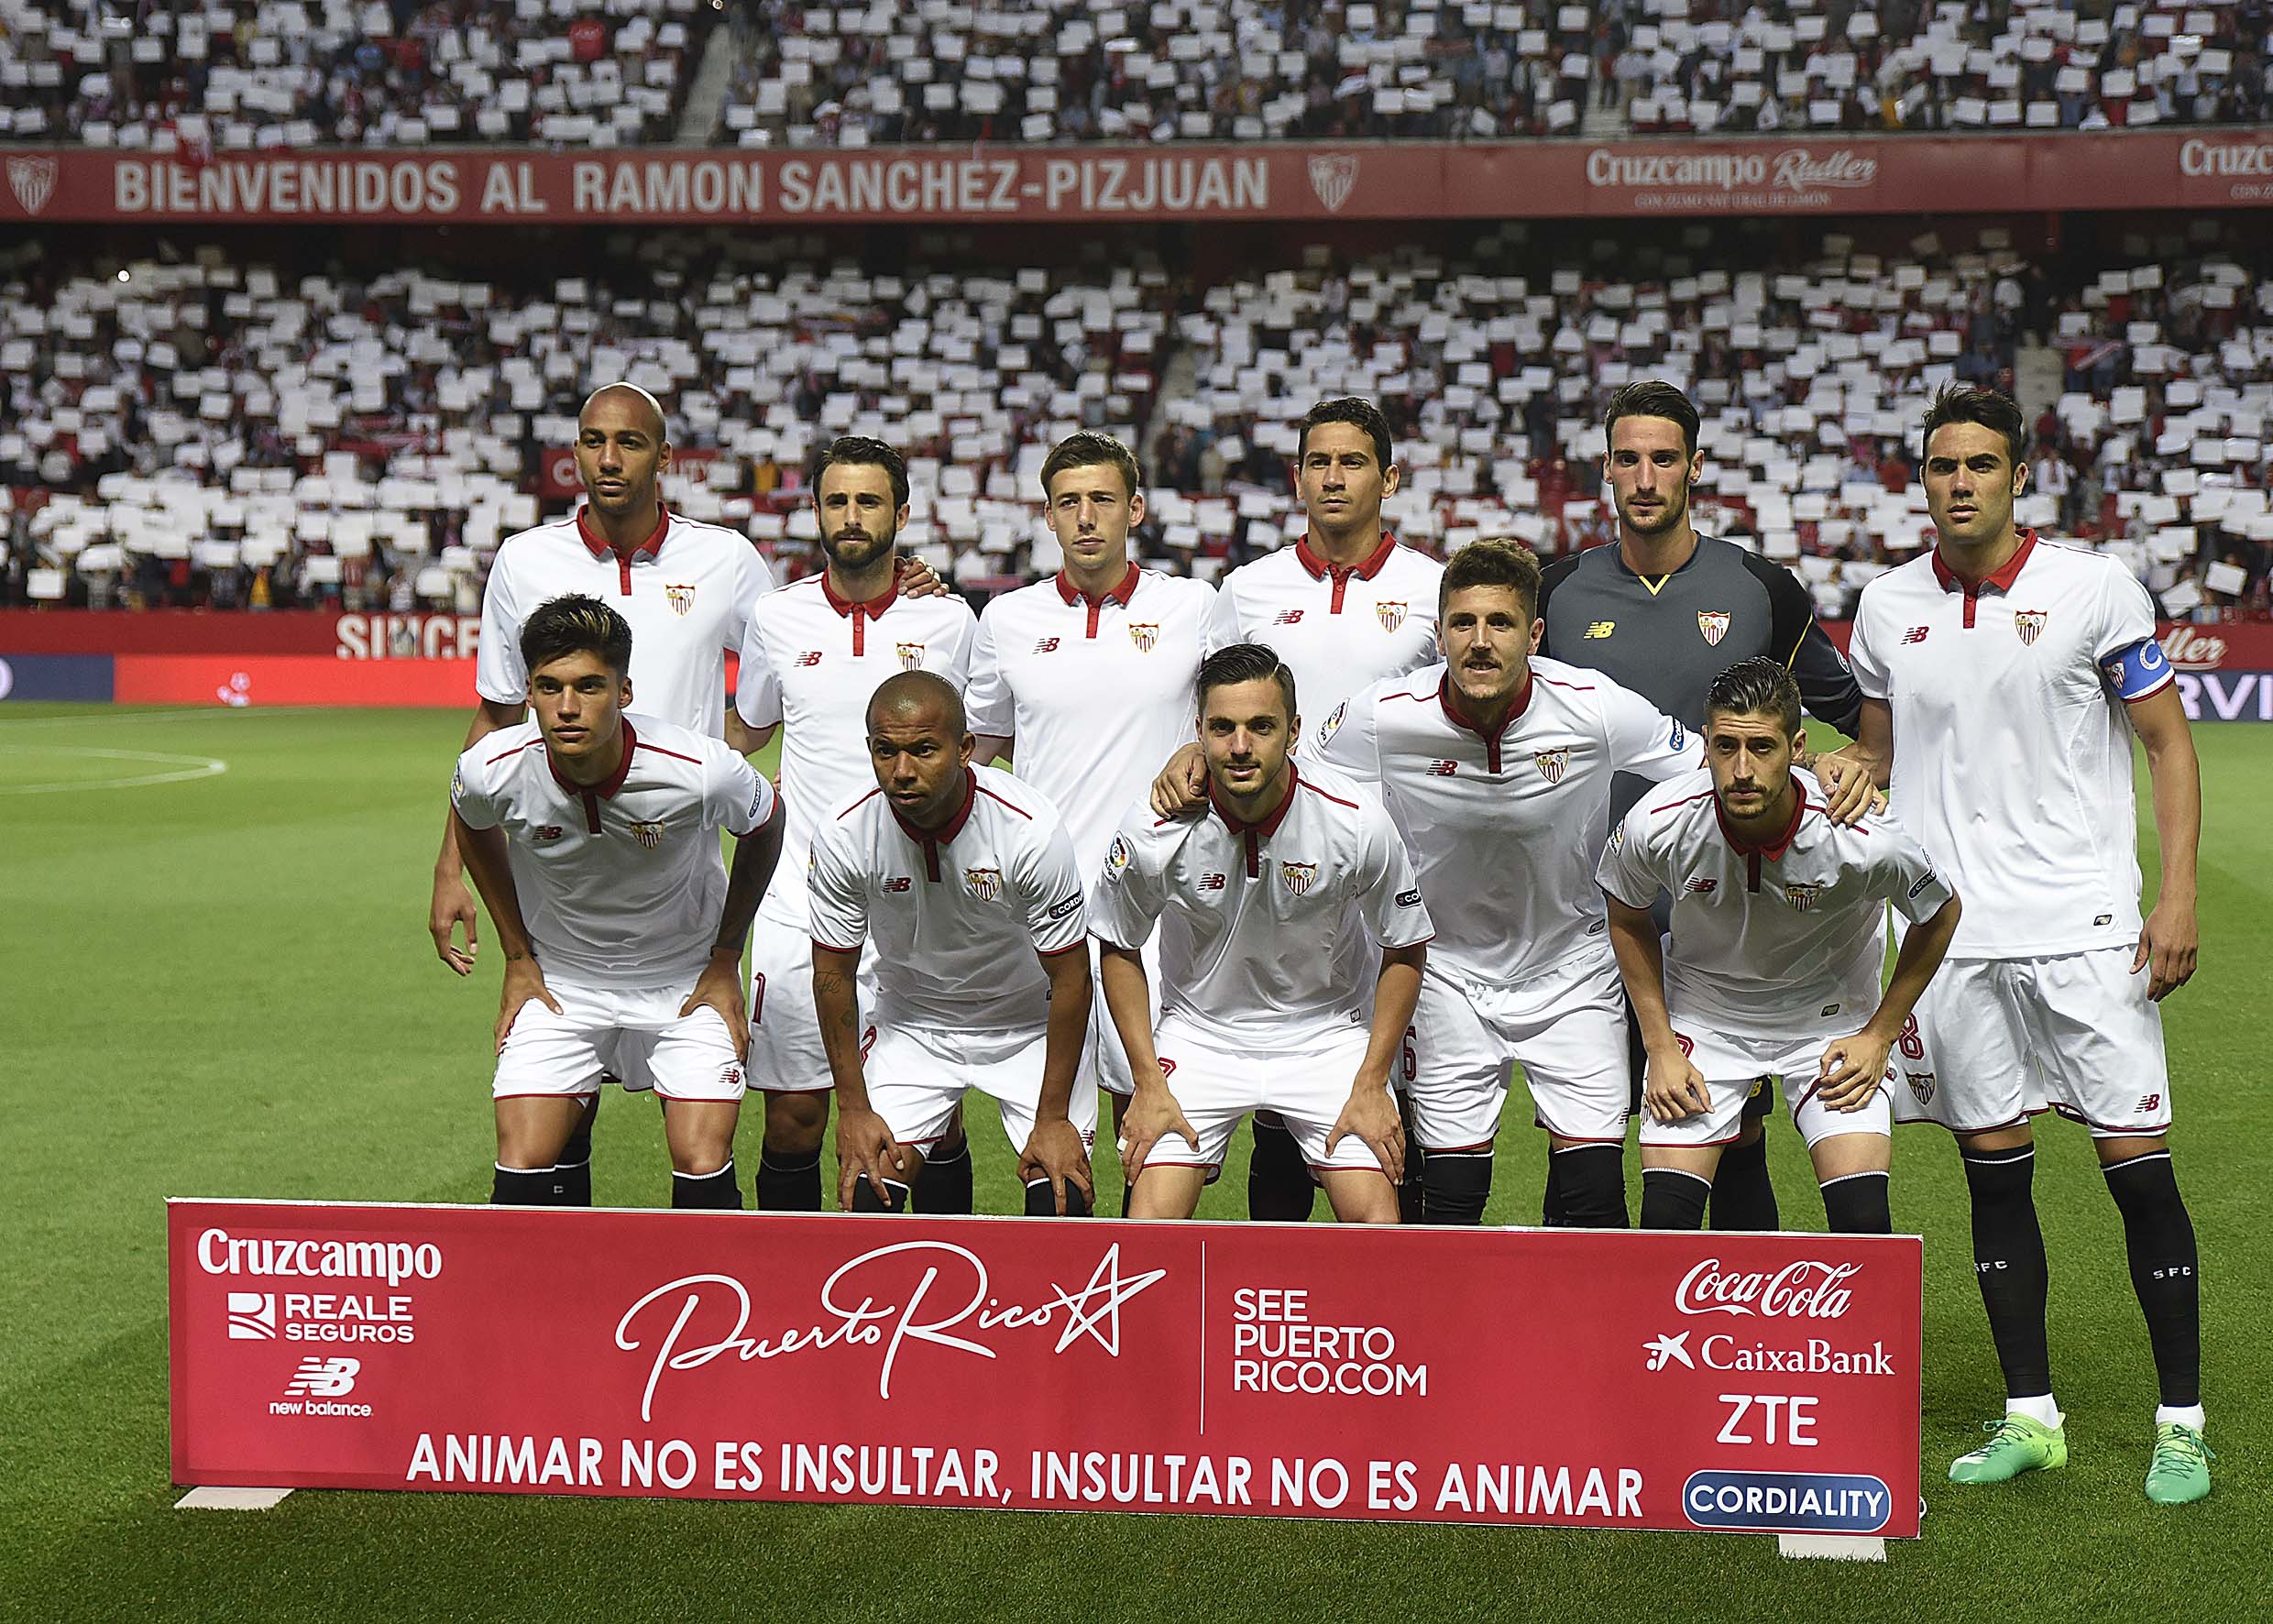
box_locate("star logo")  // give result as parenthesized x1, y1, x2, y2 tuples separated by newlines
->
(1048, 1243, 1170, 1355)
(1644, 1331, 1695, 1371)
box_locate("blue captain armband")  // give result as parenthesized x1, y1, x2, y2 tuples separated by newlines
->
(2101, 637, 2172, 700)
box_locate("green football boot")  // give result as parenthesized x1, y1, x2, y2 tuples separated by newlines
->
(1949, 1414, 2068, 1484)
(2144, 1423, 2213, 1505)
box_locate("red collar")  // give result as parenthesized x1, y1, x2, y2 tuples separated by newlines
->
(1436, 668, 1533, 739)
(1294, 532, 1397, 581)
(1209, 763, 1301, 839)
(1716, 777, 1807, 860)
(1055, 563, 1140, 607)
(820, 569, 899, 620)
(545, 718, 637, 799)
(1931, 529, 2037, 598)
(890, 767, 977, 847)
(576, 504, 669, 563)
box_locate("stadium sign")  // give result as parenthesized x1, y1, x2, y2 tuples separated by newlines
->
(169, 1200, 1922, 1535)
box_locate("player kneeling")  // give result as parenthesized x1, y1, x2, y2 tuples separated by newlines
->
(450, 595, 785, 1208)
(1598, 659, 1960, 1234)
(1095, 644, 1433, 1223)
(813, 672, 1097, 1216)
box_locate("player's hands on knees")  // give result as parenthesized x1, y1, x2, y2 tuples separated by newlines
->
(2134, 898, 2199, 1002)
(1018, 1119, 1095, 1215)
(1815, 751, 1884, 826)
(494, 955, 561, 1053)
(681, 950, 751, 1059)
(1118, 1081, 1197, 1180)
(1642, 1048, 1710, 1123)
(431, 871, 478, 975)
(836, 1105, 907, 1208)
(1147, 743, 1209, 819)
(1327, 1081, 1404, 1184)
(1817, 1030, 1893, 1111)
(895, 554, 951, 599)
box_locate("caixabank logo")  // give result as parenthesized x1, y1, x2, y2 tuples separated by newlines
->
(1682, 1469, 1893, 1533)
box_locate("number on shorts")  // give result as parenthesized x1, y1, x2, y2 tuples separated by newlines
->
(1400, 1026, 1418, 1083)
(751, 972, 766, 1024)
(1897, 1015, 1924, 1060)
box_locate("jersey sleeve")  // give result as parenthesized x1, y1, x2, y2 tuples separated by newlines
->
(1087, 814, 1169, 950)
(703, 738, 778, 836)
(1846, 584, 1891, 703)
(1310, 684, 1382, 781)
(805, 822, 869, 953)
(1205, 577, 1246, 652)
(1353, 798, 1434, 949)
(2094, 566, 2175, 702)
(1595, 800, 1666, 910)
(1191, 580, 1224, 655)
(734, 609, 785, 730)
(1742, 550, 1864, 735)
(1016, 810, 1090, 956)
(1597, 674, 1703, 783)
(449, 742, 509, 831)
(472, 548, 527, 706)
(940, 602, 977, 686)
(1868, 817, 1957, 926)
(963, 601, 1015, 741)
(725, 543, 774, 663)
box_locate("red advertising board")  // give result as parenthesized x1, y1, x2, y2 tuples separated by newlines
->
(170, 1201, 1922, 1535)
(4, 133, 2266, 225)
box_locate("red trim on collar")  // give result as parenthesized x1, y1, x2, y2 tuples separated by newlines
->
(820, 571, 901, 620)
(1054, 563, 1140, 607)
(576, 504, 670, 562)
(1716, 777, 1808, 861)
(1208, 763, 1301, 839)
(890, 768, 979, 877)
(1293, 532, 1398, 582)
(1436, 669, 1532, 774)
(546, 719, 637, 829)
(1932, 528, 2037, 608)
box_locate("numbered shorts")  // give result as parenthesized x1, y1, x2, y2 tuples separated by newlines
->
(1140, 1016, 1390, 1176)
(493, 979, 744, 1103)
(1409, 958, 1631, 1149)
(1891, 948, 2170, 1137)
(1641, 1025, 1890, 1150)
(1092, 931, 1163, 1099)
(746, 910, 873, 1094)
(866, 1020, 1100, 1155)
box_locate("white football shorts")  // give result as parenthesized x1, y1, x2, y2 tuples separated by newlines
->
(493, 978, 744, 1103)
(1640, 1022, 1891, 1149)
(863, 1019, 1099, 1155)
(1139, 1015, 1390, 1176)
(747, 910, 871, 1094)
(1408, 955, 1631, 1149)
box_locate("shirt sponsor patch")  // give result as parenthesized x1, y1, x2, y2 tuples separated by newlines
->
(1104, 834, 1133, 883)
(1668, 719, 1687, 751)
(1047, 893, 1082, 920)
(1395, 887, 1422, 907)
(1907, 872, 1937, 898)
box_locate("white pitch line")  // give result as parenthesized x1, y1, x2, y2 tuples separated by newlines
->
(0, 707, 296, 730)
(0, 746, 228, 795)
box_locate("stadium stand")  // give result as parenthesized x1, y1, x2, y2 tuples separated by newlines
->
(1, 225, 2268, 617)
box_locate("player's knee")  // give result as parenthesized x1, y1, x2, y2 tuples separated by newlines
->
(850, 1178, 911, 1213)
(560, 1097, 597, 1161)
(1640, 1166, 1711, 1230)
(763, 1092, 829, 1154)
(671, 1161, 742, 1211)
(1550, 1143, 1628, 1228)
(1819, 1169, 1891, 1234)
(2102, 1147, 2188, 1223)
(1959, 1142, 2037, 1213)
(1421, 1151, 1491, 1225)
(1024, 1178, 1092, 1218)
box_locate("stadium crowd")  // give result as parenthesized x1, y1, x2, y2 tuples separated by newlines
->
(2, 0, 2266, 148)
(4, 224, 2268, 620)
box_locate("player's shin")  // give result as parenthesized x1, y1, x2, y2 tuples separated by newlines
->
(1420, 1148, 1491, 1225)
(914, 1130, 973, 1214)
(1819, 1169, 1892, 1234)
(1960, 1143, 2055, 1402)
(1025, 1177, 1093, 1218)
(2102, 1148, 2202, 1414)
(1550, 1142, 1628, 1228)
(672, 1162, 742, 1210)
(1640, 1167, 1710, 1229)
(1707, 1126, 1779, 1231)
(491, 1165, 569, 1206)
(555, 1099, 596, 1206)
(756, 1147, 822, 1211)
(1247, 1116, 1319, 1221)
(851, 1178, 911, 1213)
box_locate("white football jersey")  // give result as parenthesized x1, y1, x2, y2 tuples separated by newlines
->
(807, 764, 1087, 1033)
(1208, 536, 1443, 723)
(1848, 532, 2172, 959)
(734, 574, 976, 926)
(450, 714, 776, 989)
(475, 507, 774, 736)
(964, 565, 1218, 871)
(1598, 766, 1956, 1034)
(1088, 761, 1433, 1054)
(1313, 657, 1699, 988)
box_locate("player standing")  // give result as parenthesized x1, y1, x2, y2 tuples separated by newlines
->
(1849, 383, 2208, 1502)
(1536, 380, 1872, 1231)
(1312, 538, 1699, 1227)
(448, 596, 784, 1206)
(1095, 644, 1433, 1223)
(736, 438, 978, 1212)
(1599, 659, 1960, 1234)
(964, 433, 1216, 1189)
(813, 673, 1096, 1215)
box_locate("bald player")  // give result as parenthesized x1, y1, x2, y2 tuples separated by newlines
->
(811, 672, 1096, 1215)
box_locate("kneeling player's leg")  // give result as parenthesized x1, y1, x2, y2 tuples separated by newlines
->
(1318, 1169, 1399, 1224)
(640, 994, 752, 1209)
(747, 916, 833, 1210)
(853, 1026, 966, 1215)
(1708, 1085, 1780, 1232)
(555, 1094, 598, 1206)
(1247, 1114, 1319, 1223)
(984, 1028, 1099, 1219)
(1639, 1145, 1718, 1230)
(1128, 1162, 1206, 1220)
(1406, 974, 1503, 1225)
(662, 1100, 744, 1209)
(1511, 970, 1632, 1228)
(1808, 1135, 1892, 1234)
(493, 1096, 591, 1204)
(1125, 1028, 1239, 1220)
(850, 1144, 926, 1213)
(491, 987, 608, 1204)
(760, 1091, 829, 1211)
(915, 1104, 972, 1215)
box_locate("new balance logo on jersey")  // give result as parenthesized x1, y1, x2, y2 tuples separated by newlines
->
(1199, 873, 1227, 892)
(2136, 1093, 2163, 1114)
(1684, 877, 1717, 894)
(1584, 620, 1616, 640)
(884, 877, 913, 893)
(719, 1065, 743, 1092)
(796, 651, 824, 667)
(1429, 760, 1458, 776)
(1033, 637, 1061, 653)
(533, 826, 565, 843)
(1901, 626, 1930, 644)
(1273, 609, 1305, 625)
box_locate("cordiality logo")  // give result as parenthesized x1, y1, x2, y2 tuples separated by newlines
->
(1682, 1469, 1893, 1532)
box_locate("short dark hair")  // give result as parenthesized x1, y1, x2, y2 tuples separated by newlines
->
(1197, 642, 1299, 727)
(1604, 379, 1700, 460)
(1919, 382, 2026, 467)
(1297, 397, 1393, 470)
(1039, 431, 1141, 500)
(521, 593, 633, 681)
(810, 435, 909, 510)
(1705, 657, 1803, 739)
(866, 668, 966, 739)
(1439, 536, 1543, 620)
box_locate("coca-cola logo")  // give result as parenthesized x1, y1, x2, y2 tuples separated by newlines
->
(1675, 1258, 1860, 1319)
(2159, 626, 2227, 672)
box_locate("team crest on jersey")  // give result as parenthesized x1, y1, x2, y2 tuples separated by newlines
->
(2013, 609, 2048, 646)
(630, 820, 665, 850)
(895, 642, 926, 672)
(1534, 747, 1570, 785)
(664, 583, 697, 617)
(964, 867, 1003, 902)
(1905, 1070, 1937, 1106)
(1127, 622, 1160, 653)
(1279, 861, 1319, 896)
(1375, 600, 1408, 633)
(1781, 881, 1820, 911)
(1697, 610, 1730, 646)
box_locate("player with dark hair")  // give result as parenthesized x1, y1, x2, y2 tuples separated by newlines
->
(1097, 643, 1433, 1223)
(1313, 538, 1700, 1227)
(812, 672, 1096, 1216)
(1601, 657, 1960, 1235)
(1533, 378, 1876, 1232)
(735, 436, 978, 1213)
(1849, 383, 2211, 1502)
(448, 594, 784, 1208)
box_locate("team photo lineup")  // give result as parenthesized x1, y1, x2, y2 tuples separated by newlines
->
(435, 373, 2206, 1504)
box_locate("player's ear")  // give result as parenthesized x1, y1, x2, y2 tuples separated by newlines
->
(957, 732, 975, 767)
(1380, 462, 1400, 497)
(1127, 488, 1147, 527)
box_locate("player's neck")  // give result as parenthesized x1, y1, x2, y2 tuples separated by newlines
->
(1722, 778, 1799, 847)
(827, 551, 898, 606)
(1937, 525, 2026, 584)
(1062, 552, 1132, 599)
(555, 724, 628, 788)
(1617, 521, 1697, 580)
(1446, 658, 1530, 737)
(586, 497, 664, 554)
(1307, 518, 1384, 569)
(901, 768, 973, 833)
(1214, 761, 1291, 826)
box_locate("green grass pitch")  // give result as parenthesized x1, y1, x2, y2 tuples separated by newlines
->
(2, 703, 2267, 1621)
